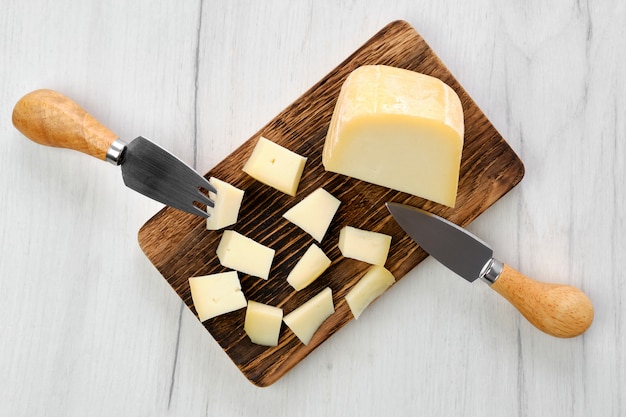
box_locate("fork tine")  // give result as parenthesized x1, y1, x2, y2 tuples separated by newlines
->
(119, 137, 219, 218)
(171, 183, 215, 217)
(189, 203, 210, 219)
(196, 188, 215, 208)
(196, 175, 217, 194)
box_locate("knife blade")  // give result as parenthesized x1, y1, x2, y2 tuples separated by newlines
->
(386, 202, 594, 338)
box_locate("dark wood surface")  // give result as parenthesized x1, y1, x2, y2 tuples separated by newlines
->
(137, 20, 525, 387)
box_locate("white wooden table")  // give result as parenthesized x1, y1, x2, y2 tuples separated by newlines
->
(1, 1, 624, 416)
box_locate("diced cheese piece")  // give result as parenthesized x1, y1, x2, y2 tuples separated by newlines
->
(338, 226, 391, 266)
(282, 188, 341, 242)
(242, 136, 307, 196)
(283, 287, 334, 345)
(286, 244, 332, 291)
(188, 271, 247, 321)
(322, 65, 464, 207)
(244, 300, 283, 347)
(345, 265, 395, 319)
(216, 230, 275, 280)
(206, 177, 245, 230)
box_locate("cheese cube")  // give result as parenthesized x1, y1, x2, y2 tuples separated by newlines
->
(216, 230, 275, 280)
(322, 65, 464, 207)
(286, 244, 332, 291)
(242, 136, 307, 196)
(244, 301, 283, 347)
(283, 287, 334, 345)
(206, 177, 245, 230)
(345, 265, 395, 319)
(188, 271, 247, 321)
(282, 188, 341, 242)
(338, 226, 392, 266)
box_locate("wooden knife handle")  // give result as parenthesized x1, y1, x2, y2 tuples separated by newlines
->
(490, 263, 593, 338)
(12, 89, 118, 161)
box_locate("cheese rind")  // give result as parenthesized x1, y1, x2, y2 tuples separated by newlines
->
(244, 301, 283, 347)
(282, 188, 341, 242)
(283, 287, 334, 345)
(206, 177, 245, 230)
(286, 244, 332, 291)
(338, 226, 392, 266)
(345, 265, 395, 319)
(322, 65, 464, 207)
(242, 136, 307, 196)
(216, 230, 275, 280)
(188, 271, 247, 322)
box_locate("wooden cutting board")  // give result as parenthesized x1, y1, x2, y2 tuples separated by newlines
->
(137, 20, 524, 387)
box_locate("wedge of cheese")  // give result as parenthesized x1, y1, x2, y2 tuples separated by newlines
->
(282, 188, 341, 242)
(242, 136, 307, 196)
(283, 287, 334, 345)
(286, 244, 332, 291)
(338, 226, 392, 266)
(345, 265, 395, 319)
(206, 177, 245, 230)
(244, 301, 283, 347)
(188, 271, 247, 322)
(216, 230, 275, 280)
(322, 65, 464, 207)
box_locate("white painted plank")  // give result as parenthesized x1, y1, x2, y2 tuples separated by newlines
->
(0, 1, 624, 416)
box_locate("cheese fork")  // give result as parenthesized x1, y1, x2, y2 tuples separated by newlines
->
(12, 89, 215, 219)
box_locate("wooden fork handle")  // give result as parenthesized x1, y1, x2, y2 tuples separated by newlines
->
(490, 263, 594, 338)
(12, 89, 118, 161)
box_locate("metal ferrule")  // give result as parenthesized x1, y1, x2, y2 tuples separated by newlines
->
(105, 138, 128, 166)
(480, 258, 503, 285)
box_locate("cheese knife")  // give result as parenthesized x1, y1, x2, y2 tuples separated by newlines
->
(12, 89, 215, 218)
(386, 202, 594, 338)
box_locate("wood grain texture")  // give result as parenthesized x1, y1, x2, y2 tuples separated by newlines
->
(137, 20, 524, 386)
(490, 264, 594, 338)
(12, 89, 118, 161)
(4, 2, 626, 415)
